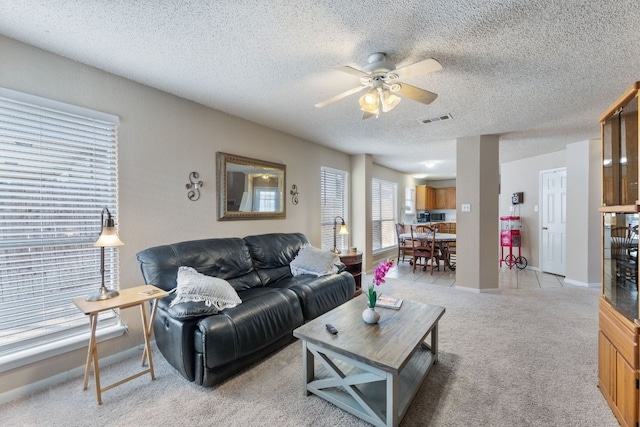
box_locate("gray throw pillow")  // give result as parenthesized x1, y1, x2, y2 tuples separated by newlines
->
(170, 266, 242, 310)
(290, 244, 340, 277)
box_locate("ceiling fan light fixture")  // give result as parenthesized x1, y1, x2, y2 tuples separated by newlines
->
(359, 89, 379, 113)
(382, 91, 401, 112)
(315, 53, 441, 117)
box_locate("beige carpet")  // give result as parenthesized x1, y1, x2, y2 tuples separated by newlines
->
(0, 278, 619, 426)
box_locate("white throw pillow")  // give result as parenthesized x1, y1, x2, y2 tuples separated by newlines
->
(290, 244, 340, 277)
(170, 266, 242, 310)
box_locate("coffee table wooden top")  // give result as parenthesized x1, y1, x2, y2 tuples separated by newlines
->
(293, 295, 445, 375)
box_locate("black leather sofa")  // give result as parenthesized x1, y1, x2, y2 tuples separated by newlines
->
(136, 232, 355, 386)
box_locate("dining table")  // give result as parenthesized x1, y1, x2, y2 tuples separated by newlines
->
(399, 231, 457, 271)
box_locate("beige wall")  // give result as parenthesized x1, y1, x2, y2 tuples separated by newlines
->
(456, 135, 499, 291)
(0, 36, 355, 396)
(565, 139, 601, 286)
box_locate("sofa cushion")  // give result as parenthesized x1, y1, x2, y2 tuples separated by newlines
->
(170, 266, 242, 311)
(269, 271, 356, 320)
(136, 237, 263, 292)
(243, 232, 309, 285)
(290, 244, 340, 276)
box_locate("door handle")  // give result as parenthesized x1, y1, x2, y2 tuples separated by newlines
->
(542, 227, 548, 230)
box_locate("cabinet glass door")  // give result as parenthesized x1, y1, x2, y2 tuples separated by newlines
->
(603, 96, 638, 206)
(603, 213, 639, 320)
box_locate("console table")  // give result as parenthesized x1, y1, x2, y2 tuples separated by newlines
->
(73, 285, 168, 404)
(340, 250, 362, 296)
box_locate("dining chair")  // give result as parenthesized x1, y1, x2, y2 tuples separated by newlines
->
(410, 225, 440, 274)
(442, 222, 456, 268)
(395, 223, 412, 263)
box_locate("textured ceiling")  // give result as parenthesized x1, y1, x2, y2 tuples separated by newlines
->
(1, 0, 639, 179)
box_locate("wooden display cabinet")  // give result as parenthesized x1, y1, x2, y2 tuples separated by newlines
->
(598, 82, 640, 427)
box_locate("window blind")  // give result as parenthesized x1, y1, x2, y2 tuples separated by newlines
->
(372, 178, 397, 251)
(321, 167, 348, 251)
(0, 88, 120, 357)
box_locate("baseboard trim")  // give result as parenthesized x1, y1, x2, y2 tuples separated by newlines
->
(454, 285, 501, 293)
(563, 278, 600, 288)
(0, 343, 149, 405)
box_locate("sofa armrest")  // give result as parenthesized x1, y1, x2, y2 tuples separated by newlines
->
(153, 304, 199, 382)
(335, 261, 347, 273)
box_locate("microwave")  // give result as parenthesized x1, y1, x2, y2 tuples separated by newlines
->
(416, 212, 429, 223)
(430, 213, 446, 221)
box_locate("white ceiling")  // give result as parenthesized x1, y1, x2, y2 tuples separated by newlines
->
(1, 0, 639, 180)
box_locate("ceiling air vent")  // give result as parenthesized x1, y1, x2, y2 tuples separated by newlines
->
(420, 113, 453, 124)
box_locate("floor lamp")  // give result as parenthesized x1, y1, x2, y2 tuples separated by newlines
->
(86, 208, 124, 301)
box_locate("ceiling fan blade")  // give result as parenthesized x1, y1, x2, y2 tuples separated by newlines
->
(362, 111, 376, 120)
(334, 65, 369, 78)
(315, 86, 367, 108)
(394, 58, 442, 79)
(395, 83, 438, 105)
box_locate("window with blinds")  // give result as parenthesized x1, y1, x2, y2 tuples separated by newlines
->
(405, 186, 415, 214)
(321, 167, 348, 251)
(372, 178, 397, 251)
(0, 87, 120, 359)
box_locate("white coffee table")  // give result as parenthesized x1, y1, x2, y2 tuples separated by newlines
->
(293, 295, 445, 427)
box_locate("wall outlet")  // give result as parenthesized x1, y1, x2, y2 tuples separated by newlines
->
(461, 203, 471, 212)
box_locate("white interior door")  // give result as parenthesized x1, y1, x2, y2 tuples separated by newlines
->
(540, 168, 567, 275)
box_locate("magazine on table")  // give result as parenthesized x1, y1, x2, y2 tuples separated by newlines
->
(376, 294, 403, 309)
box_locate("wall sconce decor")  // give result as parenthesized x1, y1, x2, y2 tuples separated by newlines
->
(186, 171, 203, 201)
(290, 184, 299, 205)
(332, 216, 348, 254)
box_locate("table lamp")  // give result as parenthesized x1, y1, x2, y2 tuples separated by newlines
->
(332, 216, 348, 254)
(86, 208, 124, 301)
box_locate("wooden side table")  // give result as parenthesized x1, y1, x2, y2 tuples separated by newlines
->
(73, 285, 168, 404)
(339, 251, 363, 296)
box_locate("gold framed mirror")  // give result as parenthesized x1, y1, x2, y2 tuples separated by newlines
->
(216, 152, 286, 220)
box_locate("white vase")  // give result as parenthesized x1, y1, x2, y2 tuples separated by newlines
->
(362, 307, 380, 324)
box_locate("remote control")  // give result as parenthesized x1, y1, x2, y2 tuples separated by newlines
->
(325, 324, 338, 334)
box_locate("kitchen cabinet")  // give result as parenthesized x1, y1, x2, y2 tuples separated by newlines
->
(415, 185, 435, 210)
(417, 185, 455, 210)
(435, 187, 456, 209)
(598, 82, 640, 427)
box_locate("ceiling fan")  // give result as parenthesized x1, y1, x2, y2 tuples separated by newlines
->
(315, 52, 442, 119)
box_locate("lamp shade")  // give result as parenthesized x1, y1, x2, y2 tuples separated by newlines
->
(339, 223, 349, 235)
(382, 91, 401, 112)
(94, 210, 124, 247)
(94, 226, 124, 247)
(359, 89, 379, 113)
